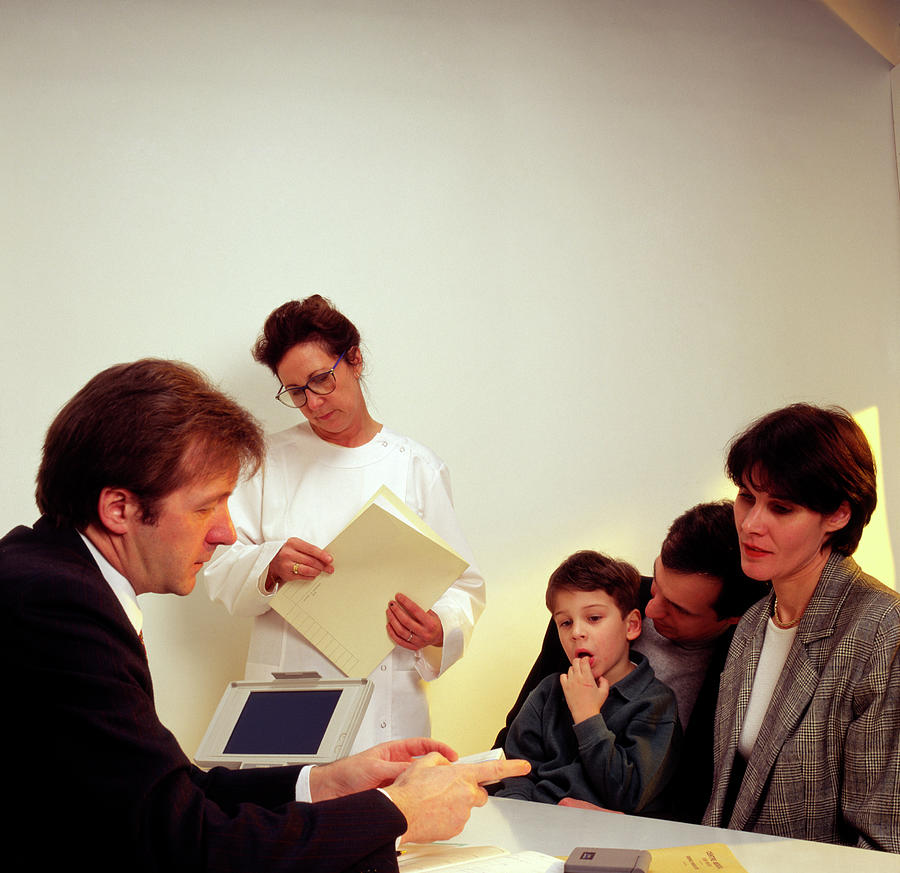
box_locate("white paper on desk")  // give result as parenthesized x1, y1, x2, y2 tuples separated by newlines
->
(399, 844, 561, 873)
(270, 485, 469, 677)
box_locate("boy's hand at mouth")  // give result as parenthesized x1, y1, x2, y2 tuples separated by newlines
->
(560, 655, 610, 724)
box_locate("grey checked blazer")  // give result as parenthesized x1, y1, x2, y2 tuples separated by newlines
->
(703, 553, 900, 852)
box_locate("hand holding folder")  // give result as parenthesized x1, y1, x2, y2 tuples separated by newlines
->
(271, 485, 469, 677)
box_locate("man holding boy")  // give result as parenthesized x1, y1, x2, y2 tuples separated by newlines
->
(0, 358, 527, 873)
(496, 551, 681, 814)
(494, 502, 768, 822)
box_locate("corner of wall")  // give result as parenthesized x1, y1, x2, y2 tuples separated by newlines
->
(892, 65, 900, 197)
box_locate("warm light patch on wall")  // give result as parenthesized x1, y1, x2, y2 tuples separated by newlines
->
(853, 406, 896, 591)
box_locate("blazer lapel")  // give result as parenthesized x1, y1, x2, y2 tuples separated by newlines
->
(710, 599, 768, 826)
(729, 554, 851, 831)
(730, 637, 818, 829)
(33, 517, 151, 674)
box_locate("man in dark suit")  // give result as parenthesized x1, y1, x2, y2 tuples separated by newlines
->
(1, 358, 527, 873)
(493, 502, 768, 823)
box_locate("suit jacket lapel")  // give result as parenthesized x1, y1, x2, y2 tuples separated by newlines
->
(33, 517, 150, 672)
(731, 635, 817, 828)
(729, 553, 853, 830)
(708, 596, 768, 827)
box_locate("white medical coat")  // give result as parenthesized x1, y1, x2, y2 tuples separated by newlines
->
(204, 422, 485, 752)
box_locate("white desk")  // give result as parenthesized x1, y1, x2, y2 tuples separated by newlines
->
(453, 797, 898, 873)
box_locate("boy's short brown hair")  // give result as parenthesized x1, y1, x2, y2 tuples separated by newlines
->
(545, 550, 641, 618)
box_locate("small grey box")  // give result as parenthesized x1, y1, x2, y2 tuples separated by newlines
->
(564, 847, 651, 873)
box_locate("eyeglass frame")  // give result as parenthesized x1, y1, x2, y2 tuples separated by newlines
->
(275, 350, 346, 408)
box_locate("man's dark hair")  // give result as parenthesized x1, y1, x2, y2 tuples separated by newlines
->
(36, 358, 265, 529)
(546, 550, 641, 619)
(660, 500, 769, 619)
(725, 403, 876, 556)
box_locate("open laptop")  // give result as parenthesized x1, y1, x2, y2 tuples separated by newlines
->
(195, 672, 372, 769)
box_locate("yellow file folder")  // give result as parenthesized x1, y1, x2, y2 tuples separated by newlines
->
(271, 485, 469, 677)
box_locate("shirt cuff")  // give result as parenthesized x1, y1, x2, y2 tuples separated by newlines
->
(257, 569, 278, 596)
(295, 765, 313, 802)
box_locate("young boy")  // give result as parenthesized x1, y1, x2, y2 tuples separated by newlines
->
(496, 550, 681, 814)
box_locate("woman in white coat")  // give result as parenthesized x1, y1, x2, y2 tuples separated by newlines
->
(204, 295, 485, 752)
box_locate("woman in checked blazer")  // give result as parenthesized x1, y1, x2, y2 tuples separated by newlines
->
(703, 403, 900, 852)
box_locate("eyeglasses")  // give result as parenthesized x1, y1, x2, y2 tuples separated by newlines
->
(275, 351, 346, 408)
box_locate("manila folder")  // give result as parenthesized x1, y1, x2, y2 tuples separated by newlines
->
(270, 485, 469, 678)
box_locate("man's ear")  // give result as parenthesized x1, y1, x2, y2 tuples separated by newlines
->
(625, 608, 642, 641)
(95, 487, 137, 535)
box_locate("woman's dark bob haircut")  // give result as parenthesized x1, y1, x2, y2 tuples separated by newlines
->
(253, 295, 362, 375)
(725, 403, 876, 556)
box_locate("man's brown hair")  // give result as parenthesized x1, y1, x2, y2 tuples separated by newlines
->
(36, 359, 264, 528)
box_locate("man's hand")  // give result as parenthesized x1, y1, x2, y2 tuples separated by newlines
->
(558, 797, 620, 813)
(308, 738, 457, 802)
(386, 592, 444, 650)
(384, 753, 531, 844)
(560, 657, 609, 725)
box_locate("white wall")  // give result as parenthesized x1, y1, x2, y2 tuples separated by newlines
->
(3, 0, 898, 757)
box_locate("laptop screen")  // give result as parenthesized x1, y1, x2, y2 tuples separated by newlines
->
(223, 689, 343, 755)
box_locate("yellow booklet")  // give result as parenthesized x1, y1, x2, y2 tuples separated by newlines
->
(648, 844, 748, 873)
(271, 485, 469, 677)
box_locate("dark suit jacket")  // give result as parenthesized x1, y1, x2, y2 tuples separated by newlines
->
(492, 578, 734, 823)
(1, 518, 407, 873)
